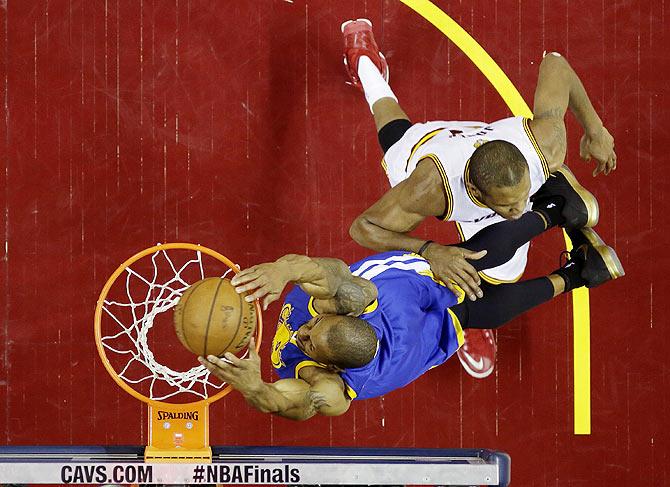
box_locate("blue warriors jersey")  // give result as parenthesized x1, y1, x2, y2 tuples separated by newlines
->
(271, 251, 466, 400)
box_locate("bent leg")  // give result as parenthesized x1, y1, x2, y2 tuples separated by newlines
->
(372, 97, 410, 133)
(450, 193, 566, 280)
(377, 118, 412, 153)
(354, 57, 412, 150)
(453, 212, 547, 274)
(362, 79, 412, 152)
(451, 275, 565, 330)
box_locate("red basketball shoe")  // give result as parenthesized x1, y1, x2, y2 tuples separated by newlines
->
(341, 18, 389, 90)
(457, 328, 496, 379)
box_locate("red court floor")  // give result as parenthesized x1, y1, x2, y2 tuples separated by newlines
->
(1, 1, 668, 485)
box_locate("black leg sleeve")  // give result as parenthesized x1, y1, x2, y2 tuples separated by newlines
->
(377, 119, 412, 153)
(450, 278, 555, 329)
(453, 211, 548, 271)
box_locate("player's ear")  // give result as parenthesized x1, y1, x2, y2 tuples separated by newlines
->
(466, 179, 483, 199)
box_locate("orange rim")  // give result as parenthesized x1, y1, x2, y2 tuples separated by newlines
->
(94, 242, 264, 407)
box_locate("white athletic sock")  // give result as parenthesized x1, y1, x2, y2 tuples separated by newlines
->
(358, 56, 397, 111)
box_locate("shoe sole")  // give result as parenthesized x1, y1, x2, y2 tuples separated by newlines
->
(379, 52, 389, 83)
(341, 19, 390, 83)
(557, 165, 599, 227)
(580, 228, 626, 283)
(341, 18, 372, 33)
(461, 366, 494, 379)
(457, 349, 494, 379)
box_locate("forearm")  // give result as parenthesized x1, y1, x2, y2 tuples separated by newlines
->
(539, 53, 603, 135)
(350, 215, 428, 253)
(239, 380, 317, 421)
(349, 161, 444, 253)
(564, 62, 603, 136)
(275, 254, 348, 299)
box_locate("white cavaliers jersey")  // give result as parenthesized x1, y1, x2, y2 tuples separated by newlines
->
(382, 116, 550, 224)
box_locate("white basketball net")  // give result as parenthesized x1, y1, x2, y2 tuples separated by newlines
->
(100, 247, 242, 401)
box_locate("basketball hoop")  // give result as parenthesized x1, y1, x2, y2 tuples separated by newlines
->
(94, 243, 263, 463)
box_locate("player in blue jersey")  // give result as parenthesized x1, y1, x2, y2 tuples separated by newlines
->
(199, 226, 623, 421)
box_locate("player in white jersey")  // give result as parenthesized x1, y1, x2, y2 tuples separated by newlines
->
(340, 19, 617, 378)
(381, 116, 553, 284)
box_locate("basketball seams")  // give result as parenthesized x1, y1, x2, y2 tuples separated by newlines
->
(216, 288, 246, 355)
(203, 278, 226, 356)
(174, 277, 256, 357)
(176, 278, 209, 354)
(235, 302, 256, 352)
(235, 291, 253, 349)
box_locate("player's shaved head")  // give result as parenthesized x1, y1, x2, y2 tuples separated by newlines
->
(469, 140, 529, 193)
(326, 316, 378, 369)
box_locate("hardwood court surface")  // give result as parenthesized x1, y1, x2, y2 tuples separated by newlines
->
(0, 1, 667, 485)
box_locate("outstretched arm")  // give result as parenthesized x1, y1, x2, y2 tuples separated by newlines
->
(529, 52, 616, 176)
(231, 254, 377, 316)
(200, 338, 351, 421)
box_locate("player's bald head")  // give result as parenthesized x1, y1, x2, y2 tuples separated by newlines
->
(469, 140, 529, 194)
(326, 316, 378, 369)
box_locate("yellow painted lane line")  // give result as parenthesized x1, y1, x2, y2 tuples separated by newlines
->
(400, 0, 591, 434)
(563, 231, 591, 434)
(399, 0, 532, 117)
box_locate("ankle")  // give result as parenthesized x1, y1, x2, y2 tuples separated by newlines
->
(552, 257, 585, 293)
(532, 195, 565, 228)
(358, 56, 396, 111)
(547, 274, 565, 297)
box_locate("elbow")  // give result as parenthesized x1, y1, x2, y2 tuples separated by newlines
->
(540, 51, 570, 76)
(350, 214, 390, 252)
(543, 50, 563, 59)
(254, 403, 313, 420)
(275, 408, 318, 421)
(349, 216, 369, 246)
(294, 412, 318, 421)
(541, 51, 566, 66)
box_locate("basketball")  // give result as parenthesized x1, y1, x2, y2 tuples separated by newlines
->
(173, 277, 257, 357)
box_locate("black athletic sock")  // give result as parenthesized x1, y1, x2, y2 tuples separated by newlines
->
(454, 211, 549, 271)
(551, 256, 586, 292)
(377, 119, 412, 153)
(531, 195, 566, 227)
(450, 278, 555, 330)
